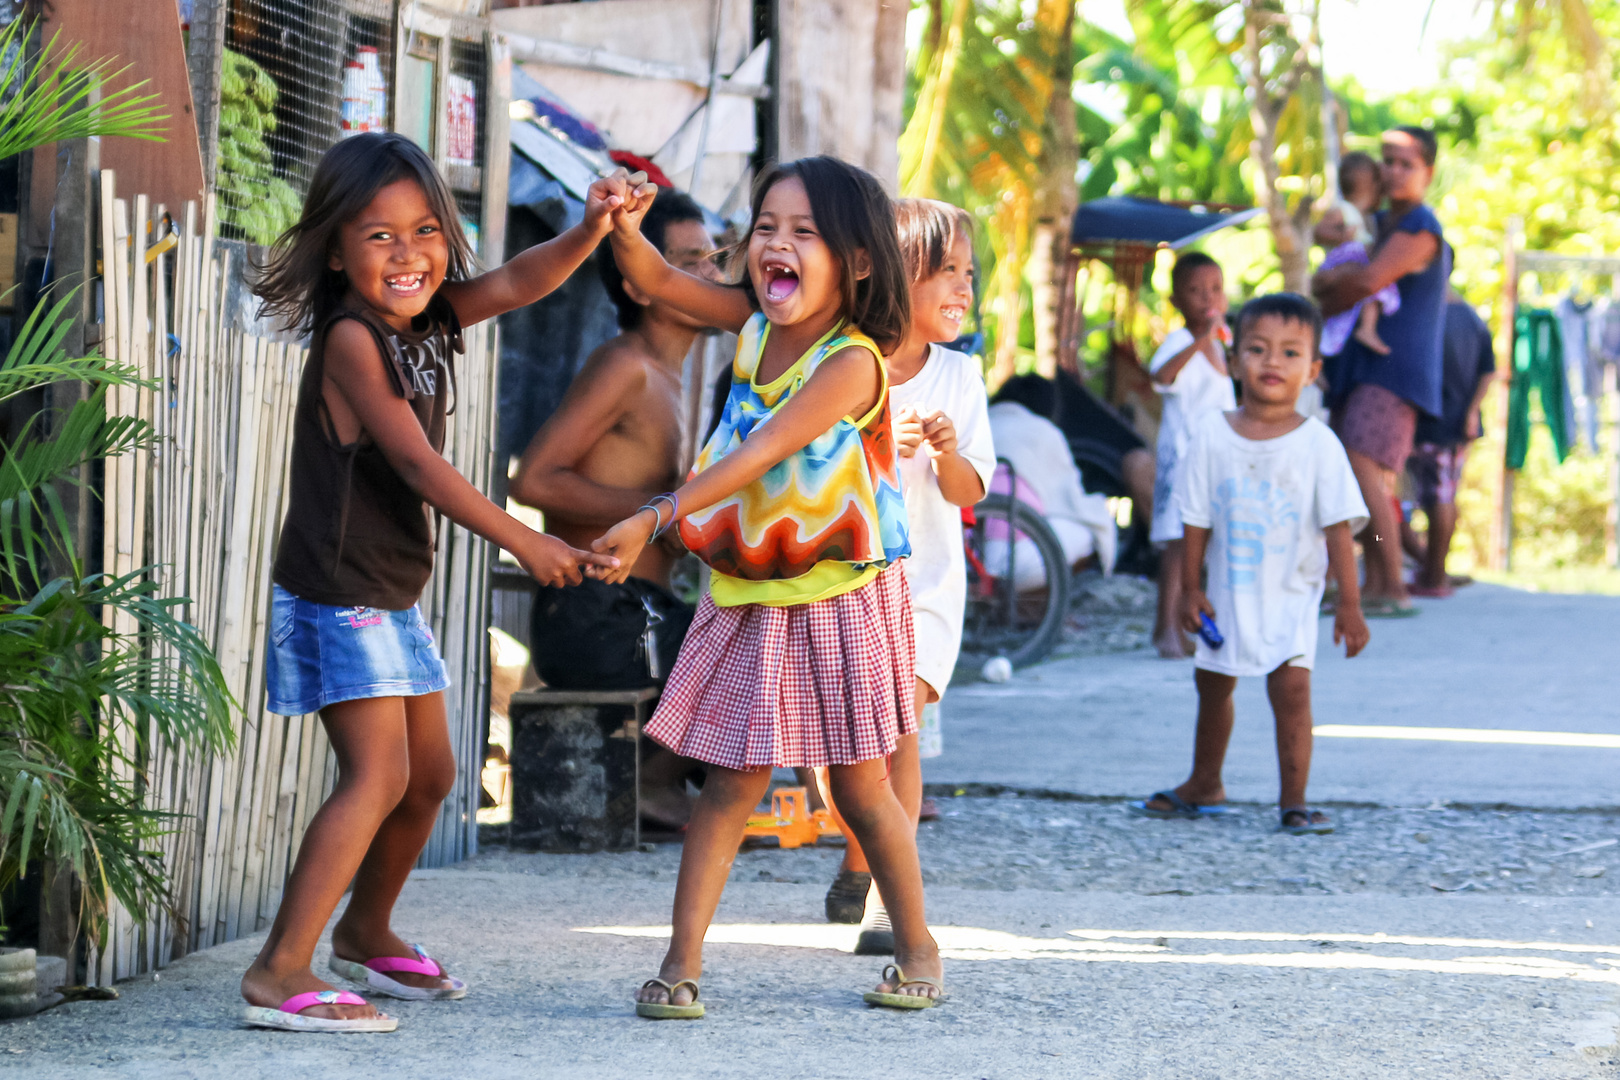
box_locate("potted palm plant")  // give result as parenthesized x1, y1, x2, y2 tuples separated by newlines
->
(0, 14, 235, 1013)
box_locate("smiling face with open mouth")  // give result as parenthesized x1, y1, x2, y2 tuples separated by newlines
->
(910, 229, 975, 346)
(330, 178, 450, 331)
(747, 176, 844, 330)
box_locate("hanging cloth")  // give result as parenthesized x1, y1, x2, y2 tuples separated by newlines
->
(1554, 295, 1601, 453)
(1506, 308, 1573, 469)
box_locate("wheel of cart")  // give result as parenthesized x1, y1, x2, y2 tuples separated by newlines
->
(959, 460, 1071, 669)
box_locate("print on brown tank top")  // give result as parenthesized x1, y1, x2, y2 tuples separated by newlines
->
(272, 295, 462, 610)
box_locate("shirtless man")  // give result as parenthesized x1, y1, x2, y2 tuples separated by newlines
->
(511, 189, 712, 828)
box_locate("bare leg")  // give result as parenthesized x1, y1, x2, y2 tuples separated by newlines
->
(241, 696, 413, 1021)
(1352, 303, 1391, 355)
(639, 747, 698, 829)
(635, 764, 774, 1008)
(1144, 667, 1236, 811)
(1153, 540, 1191, 658)
(1268, 663, 1325, 825)
(1399, 509, 1427, 565)
(330, 692, 458, 990)
(1122, 447, 1156, 527)
(828, 758, 941, 999)
(827, 680, 929, 875)
(793, 767, 827, 813)
(1415, 501, 1457, 590)
(1347, 449, 1408, 604)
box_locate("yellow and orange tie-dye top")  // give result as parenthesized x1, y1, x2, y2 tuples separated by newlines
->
(678, 314, 911, 607)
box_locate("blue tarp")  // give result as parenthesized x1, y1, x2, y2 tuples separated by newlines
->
(1070, 196, 1260, 250)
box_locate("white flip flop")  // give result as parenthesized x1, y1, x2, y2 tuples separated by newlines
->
(329, 944, 468, 1001)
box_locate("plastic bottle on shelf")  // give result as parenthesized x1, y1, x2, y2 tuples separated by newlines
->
(341, 60, 369, 136)
(358, 47, 387, 132)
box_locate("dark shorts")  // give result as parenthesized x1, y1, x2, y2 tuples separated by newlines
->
(265, 585, 450, 716)
(1407, 442, 1468, 506)
(1331, 383, 1418, 474)
(529, 576, 695, 690)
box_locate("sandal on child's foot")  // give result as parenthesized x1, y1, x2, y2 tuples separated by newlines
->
(329, 945, 468, 1001)
(863, 964, 943, 1010)
(240, 990, 398, 1033)
(853, 903, 894, 956)
(825, 868, 872, 924)
(1280, 806, 1333, 835)
(635, 978, 704, 1020)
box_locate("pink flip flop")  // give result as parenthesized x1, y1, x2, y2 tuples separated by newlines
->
(330, 944, 468, 1001)
(240, 989, 397, 1033)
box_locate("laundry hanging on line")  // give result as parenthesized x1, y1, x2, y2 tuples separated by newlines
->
(1506, 307, 1574, 470)
(1553, 295, 1620, 454)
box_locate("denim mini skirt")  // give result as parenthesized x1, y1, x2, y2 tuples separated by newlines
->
(265, 584, 451, 716)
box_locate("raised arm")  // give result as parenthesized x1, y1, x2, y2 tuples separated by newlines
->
(440, 169, 657, 327)
(510, 346, 667, 524)
(1312, 230, 1438, 316)
(1153, 326, 1225, 386)
(323, 320, 616, 584)
(589, 344, 881, 580)
(608, 191, 755, 334)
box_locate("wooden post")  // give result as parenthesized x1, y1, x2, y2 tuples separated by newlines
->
(1491, 219, 1521, 571)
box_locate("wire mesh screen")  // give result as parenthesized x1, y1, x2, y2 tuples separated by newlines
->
(220, 0, 348, 244)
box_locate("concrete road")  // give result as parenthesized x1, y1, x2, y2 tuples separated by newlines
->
(10, 857, 1620, 1080)
(929, 584, 1620, 809)
(14, 583, 1620, 1078)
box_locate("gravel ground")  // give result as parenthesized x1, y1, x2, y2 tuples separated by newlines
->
(1055, 572, 1157, 657)
(470, 792, 1620, 903)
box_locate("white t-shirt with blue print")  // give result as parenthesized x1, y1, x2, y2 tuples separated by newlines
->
(1177, 413, 1369, 676)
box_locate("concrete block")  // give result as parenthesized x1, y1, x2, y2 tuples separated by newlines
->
(509, 688, 657, 852)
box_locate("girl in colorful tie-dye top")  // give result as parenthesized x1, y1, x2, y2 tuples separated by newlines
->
(594, 157, 944, 1016)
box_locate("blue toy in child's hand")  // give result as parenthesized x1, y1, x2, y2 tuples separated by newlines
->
(1198, 611, 1224, 648)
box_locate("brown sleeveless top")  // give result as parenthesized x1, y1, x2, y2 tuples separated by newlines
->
(271, 296, 462, 610)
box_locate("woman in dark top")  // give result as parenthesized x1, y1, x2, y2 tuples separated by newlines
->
(1313, 126, 1449, 617)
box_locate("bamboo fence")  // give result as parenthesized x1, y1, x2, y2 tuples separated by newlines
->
(87, 170, 494, 984)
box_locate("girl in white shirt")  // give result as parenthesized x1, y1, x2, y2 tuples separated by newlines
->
(1149, 252, 1234, 658)
(820, 199, 995, 950)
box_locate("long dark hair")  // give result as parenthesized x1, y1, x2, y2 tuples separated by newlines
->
(254, 132, 476, 333)
(738, 156, 909, 350)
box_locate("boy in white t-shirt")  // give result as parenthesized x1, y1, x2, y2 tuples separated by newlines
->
(1149, 252, 1236, 659)
(819, 199, 995, 950)
(1131, 293, 1370, 834)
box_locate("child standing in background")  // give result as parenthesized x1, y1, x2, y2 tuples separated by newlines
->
(596, 156, 945, 1015)
(1149, 252, 1234, 659)
(240, 133, 623, 1032)
(1132, 293, 1370, 833)
(1315, 151, 1400, 358)
(820, 199, 995, 954)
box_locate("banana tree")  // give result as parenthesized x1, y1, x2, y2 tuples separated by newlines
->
(0, 16, 233, 943)
(1124, 0, 1328, 293)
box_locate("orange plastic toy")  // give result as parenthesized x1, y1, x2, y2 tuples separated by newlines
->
(741, 786, 843, 849)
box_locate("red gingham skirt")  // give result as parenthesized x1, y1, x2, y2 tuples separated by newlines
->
(646, 564, 917, 770)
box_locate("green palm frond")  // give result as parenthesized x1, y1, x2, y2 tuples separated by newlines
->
(0, 18, 169, 161)
(0, 568, 235, 932)
(0, 288, 142, 403)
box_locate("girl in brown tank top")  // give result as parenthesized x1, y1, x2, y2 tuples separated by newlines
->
(239, 133, 653, 1033)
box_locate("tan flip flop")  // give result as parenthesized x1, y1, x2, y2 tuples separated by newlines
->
(635, 978, 704, 1019)
(862, 964, 943, 1010)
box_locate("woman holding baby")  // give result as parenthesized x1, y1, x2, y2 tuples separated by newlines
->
(1312, 126, 1451, 619)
